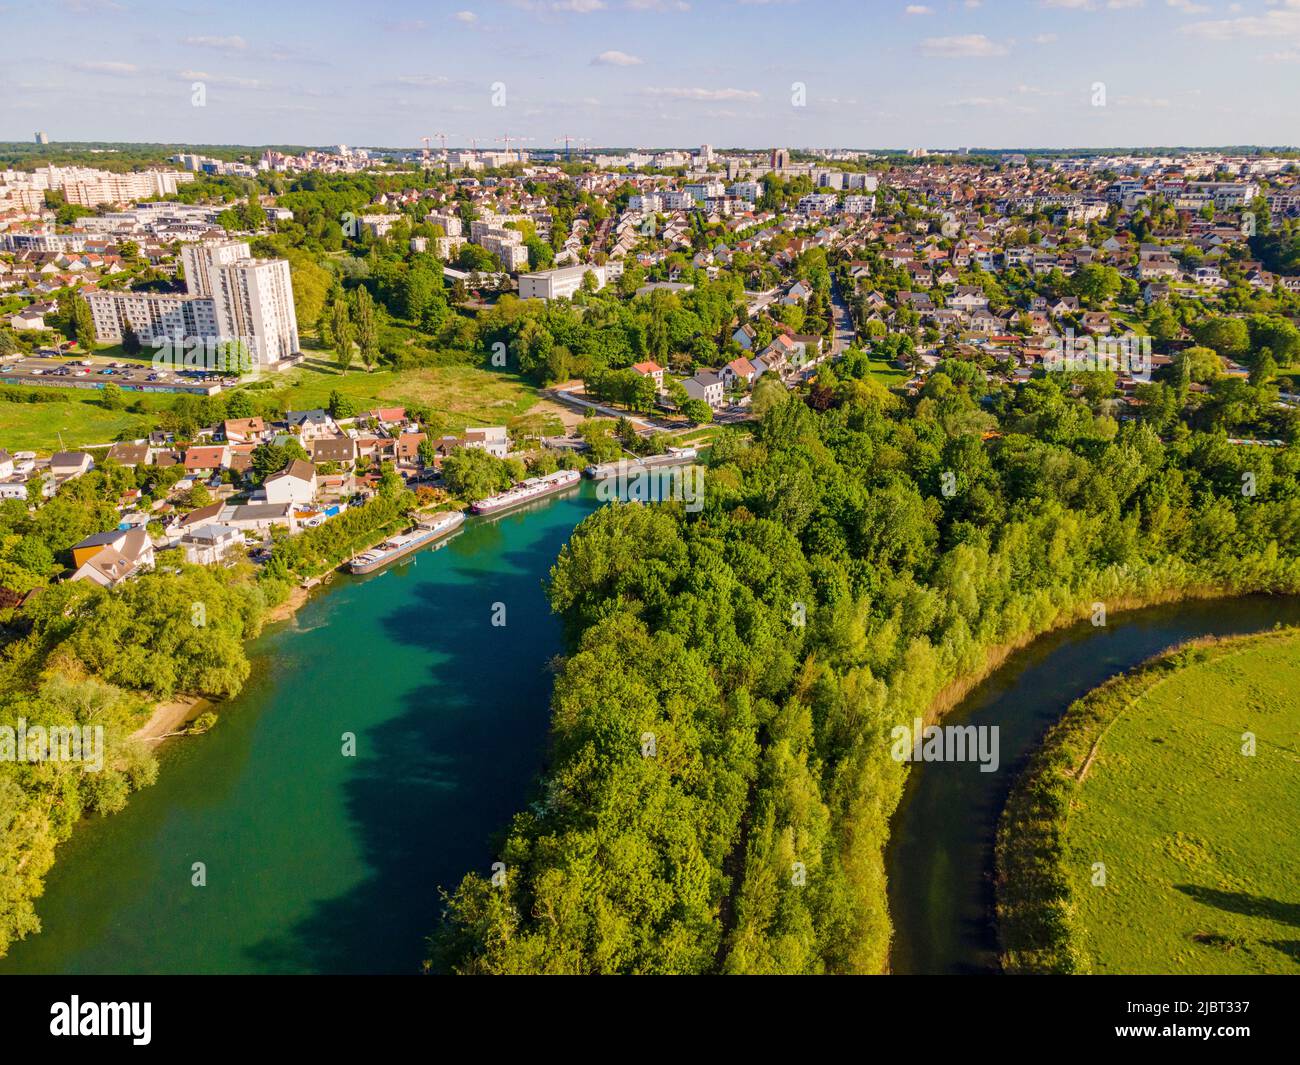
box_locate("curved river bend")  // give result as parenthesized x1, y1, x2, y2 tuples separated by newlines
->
(3, 482, 1295, 975)
(886, 594, 1300, 975)
(0, 486, 599, 975)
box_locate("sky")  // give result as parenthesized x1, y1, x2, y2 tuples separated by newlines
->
(3, 0, 1299, 150)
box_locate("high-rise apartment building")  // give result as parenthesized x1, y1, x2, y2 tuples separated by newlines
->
(88, 240, 298, 367)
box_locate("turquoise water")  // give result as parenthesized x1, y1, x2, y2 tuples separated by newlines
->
(0, 485, 598, 974)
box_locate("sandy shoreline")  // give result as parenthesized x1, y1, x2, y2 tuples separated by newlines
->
(128, 577, 326, 746)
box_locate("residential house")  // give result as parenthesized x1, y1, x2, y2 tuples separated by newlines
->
(49, 451, 94, 485)
(309, 435, 358, 467)
(263, 459, 316, 506)
(184, 445, 230, 477)
(181, 524, 243, 566)
(284, 409, 337, 441)
(631, 360, 665, 391)
(106, 442, 150, 468)
(223, 417, 269, 444)
(69, 527, 155, 588)
(722, 357, 757, 390)
(462, 426, 508, 458)
(682, 371, 725, 408)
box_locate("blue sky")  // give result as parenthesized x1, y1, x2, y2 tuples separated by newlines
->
(3, 0, 1299, 149)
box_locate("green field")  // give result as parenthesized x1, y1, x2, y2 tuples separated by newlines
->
(1064, 632, 1300, 974)
(0, 359, 564, 454)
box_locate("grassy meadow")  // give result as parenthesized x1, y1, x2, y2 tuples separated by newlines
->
(1064, 631, 1300, 974)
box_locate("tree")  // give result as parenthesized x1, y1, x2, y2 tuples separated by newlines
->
(327, 389, 356, 419)
(225, 390, 256, 419)
(751, 374, 790, 418)
(330, 297, 354, 373)
(121, 323, 142, 356)
(440, 447, 512, 502)
(99, 382, 124, 410)
(682, 398, 713, 425)
(352, 287, 378, 370)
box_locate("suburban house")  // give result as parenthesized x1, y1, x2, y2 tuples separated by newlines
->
(220, 502, 297, 534)
(394, 432, 428, 465)
(69, 527, 155, 588)
(184, 445, 230, 477)
(170, 501, 225, 537)
(49, 451, 94, 485)
(461, 426, 509, 458)
(948, 286, 989, 313)
(285, 409, 337, 441)
(309, 435, 358, 467)
(631, 360, 665, 390)
(722, 356, 757, 390)
(223, 417, 269, 444)
(682, 371, 725, 408)
(71, 529, 138, 569)
(180, 524, 243, 566)
(106, 442, 151, 468)
(732, 324, 756, 350)
(263, 459, 317, 506)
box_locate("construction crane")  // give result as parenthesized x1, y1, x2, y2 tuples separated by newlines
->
(420, 136, 431, 162)
(555, 134, 579, 162)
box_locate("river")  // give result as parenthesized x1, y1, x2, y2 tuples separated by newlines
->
(885, 594, 1300, 975)
(0, 484, 600, 975)
(5, 493, 1296, 975)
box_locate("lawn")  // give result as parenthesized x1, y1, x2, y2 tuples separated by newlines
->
(274, 357, 566, 435)
(0, 392, 174, 453)
(1063, 631, 1300, 974)
(0, 356, 566, 454)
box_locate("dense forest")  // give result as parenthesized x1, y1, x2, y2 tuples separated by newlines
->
(431, 368, 1300, 974)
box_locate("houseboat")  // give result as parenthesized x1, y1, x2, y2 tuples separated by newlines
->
(470, 469, 581, 516)
(347, 511, 466, 574)
(583, 447, 699, 479)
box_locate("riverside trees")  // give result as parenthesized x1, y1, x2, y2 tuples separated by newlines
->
(433, 368, 1300, 975)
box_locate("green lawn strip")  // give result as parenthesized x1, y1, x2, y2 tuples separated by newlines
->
(996, 627, 1300, 975)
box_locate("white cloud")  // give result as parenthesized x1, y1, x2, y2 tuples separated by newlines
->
(178, 69, 262, 89)
(182, 34, 249, 51)
(919, 34, 1009, 57)
(592, 49, 644, 65)
(73, 60, 138, 75)
(394, 73, 451, 86)
(905, 4, 932, 14)
(1032, 31, 1059, 42)
(453, 10, 478, 22)
(553, 0, 607, 10)
(1165, 0, 1208, 14)
(1182, 4, 1300, 39)
(645, 86, 760, 100)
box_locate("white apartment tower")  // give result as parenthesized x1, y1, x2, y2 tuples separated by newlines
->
(88, 240, 298, 367)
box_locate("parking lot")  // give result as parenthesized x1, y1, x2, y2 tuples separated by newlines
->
(0, 352, 234, 395)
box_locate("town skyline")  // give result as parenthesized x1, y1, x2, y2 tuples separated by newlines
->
(4, 0, 1300, 148)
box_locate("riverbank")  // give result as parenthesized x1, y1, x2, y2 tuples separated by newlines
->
(126, 502, 449, 747)
(885, 590, 1300, 975)
(994, 626, 1300, 975)
(0, 481, 602, 974)
(128, 579, 325, 746)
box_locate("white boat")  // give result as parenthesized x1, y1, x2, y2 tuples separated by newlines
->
(470, 469, 581, 515)
(348, 511, 466, 574)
